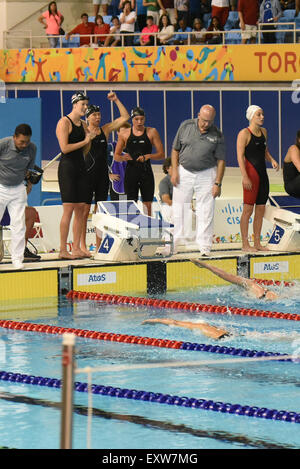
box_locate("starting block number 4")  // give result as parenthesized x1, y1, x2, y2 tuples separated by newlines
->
(99, 235, 114, 253)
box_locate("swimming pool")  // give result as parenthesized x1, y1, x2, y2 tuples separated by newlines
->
(0, 282, 300, 449)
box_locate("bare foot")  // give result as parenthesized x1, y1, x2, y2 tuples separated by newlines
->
(254, 245, 269, 251)
(242, 246, 257, 252)
(59, 251, 76, 260)
(80, 248, 93, 258)
(72, 249, 91, 258)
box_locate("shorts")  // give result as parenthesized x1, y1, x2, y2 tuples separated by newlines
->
(93, 0, 109, 5)
(241, 24, 257, 40)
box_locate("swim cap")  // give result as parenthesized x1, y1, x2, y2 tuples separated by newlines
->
(71, 92, 89, 104)
(246, 105, 262, 122)
(86, 104, 100, 118)
(131, 107, 145, 119)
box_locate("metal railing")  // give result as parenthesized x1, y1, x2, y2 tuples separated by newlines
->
(2, 22, 300, 49)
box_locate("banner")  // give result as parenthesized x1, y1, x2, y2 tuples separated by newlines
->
(1, 44, 300, 83)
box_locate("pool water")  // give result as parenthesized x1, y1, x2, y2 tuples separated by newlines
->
(0, 283, 300, 449)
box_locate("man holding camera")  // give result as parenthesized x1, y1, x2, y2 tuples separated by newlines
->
(0, 124, 37, 270)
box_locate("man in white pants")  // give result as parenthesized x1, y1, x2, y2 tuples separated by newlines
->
(0, 124, 37, 269)
(171, 105, 226, 256)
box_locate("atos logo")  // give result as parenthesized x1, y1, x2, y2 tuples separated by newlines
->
(263, 263, 279, 271)
(88, 274, 106, 282)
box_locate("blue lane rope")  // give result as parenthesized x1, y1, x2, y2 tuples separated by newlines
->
(0, 370, 299, 424)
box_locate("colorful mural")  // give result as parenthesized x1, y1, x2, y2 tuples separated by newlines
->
(0, 44, 299, 83)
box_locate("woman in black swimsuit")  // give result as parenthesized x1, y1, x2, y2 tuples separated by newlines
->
(114, 107, 164, 216)
(283, 130, 300, 198)
(56, 92, 95, 260)
(80, 92, 129, 255)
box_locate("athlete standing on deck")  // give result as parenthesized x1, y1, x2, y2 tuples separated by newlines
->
(56, 92, 96, 260)
(237, 105, 278, 252)
(80, 92, 130, 255)
(114, 107, 164, 216)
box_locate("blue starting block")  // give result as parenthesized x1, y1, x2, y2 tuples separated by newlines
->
(92, 200, 174, 260)
(264, 195, 300, 251)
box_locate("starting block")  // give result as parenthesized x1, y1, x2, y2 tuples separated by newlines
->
(264, 195, 300, 251)
(92, 200, 174, 261)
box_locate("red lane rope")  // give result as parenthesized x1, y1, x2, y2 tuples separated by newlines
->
(0, 319, 183, 349)
(252, 278, 294, 287)
(66, 290, 300, 322)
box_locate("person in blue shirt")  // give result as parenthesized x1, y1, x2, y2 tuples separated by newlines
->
(259, 0, 282, 43)
(173, 17, 192, 43)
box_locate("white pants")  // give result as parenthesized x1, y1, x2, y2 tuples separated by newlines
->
(0, 183, 27, 263)
(172, 165, 216, 251)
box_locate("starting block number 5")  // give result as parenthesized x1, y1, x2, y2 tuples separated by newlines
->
(269, 225, 284, 245)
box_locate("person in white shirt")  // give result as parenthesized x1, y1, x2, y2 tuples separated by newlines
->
(157, 13, 175, 43)
(120, 0, 137, 45)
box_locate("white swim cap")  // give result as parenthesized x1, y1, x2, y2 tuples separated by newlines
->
(246, 105, 262, 122)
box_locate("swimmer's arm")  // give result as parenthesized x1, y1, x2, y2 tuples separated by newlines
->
(143, 128, 165, 162)
(114, 130, 132, 162)
(142, 318, 229, 340)
(236, 129, 250, 178)
(289, 145, 300, 172)
(56, 117, 90, 155)
(102, 93, 130, 137)
(190, 259, 248, 288)
(262, 128, 279, 170)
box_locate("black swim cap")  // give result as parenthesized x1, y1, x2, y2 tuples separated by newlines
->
(131, 107, 145, 119)
(86, 104, 100, 118)
(71, 92, 89, 104)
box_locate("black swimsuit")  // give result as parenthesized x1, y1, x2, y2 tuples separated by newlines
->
(283, 161, 300, 198)
(84, 127, 109, 204)
(124, 127, 154, 202)
(243, 129, 269, 206)
(58, 116, 87, 203)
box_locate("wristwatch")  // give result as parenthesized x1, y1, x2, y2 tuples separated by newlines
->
(214, 182, 222, 187)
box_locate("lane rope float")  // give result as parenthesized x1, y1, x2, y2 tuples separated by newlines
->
(0, 370, 299, 424)
(67, 290, 300, 322)
(0, 319, 292, 362)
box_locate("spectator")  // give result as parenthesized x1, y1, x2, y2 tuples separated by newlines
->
(0, 124, 37, 270)
(93, 0, 110, 17)
(159, 0, 177, 25)
(158, 157, 173, 222)
(94, 14, 110, 46)
(297, 0, 300, 15)
(38, 1, 64, 48)
(120, 1, 137, 46)
(119, 0, 136, 10)
(108, 123, 131, 201)
(103, 16, 121, 46)
(143, 0, 162, 25)
(140, 15, 159, 44)
(211, 0, 230, 27)
(173, 17, 192, 43)
(174, 0, 190, 25)
(230, 0, 238, 9)
(200, 0, 212, 17)
(65, 13, 95, 47)
(205, 15, 223, 43)
(191, 17, 207, 43)
(279, 0, 295, 10)
(238, 0, 259, 44)
(157, 13, 175, 43)
(259, 0, 282, 43)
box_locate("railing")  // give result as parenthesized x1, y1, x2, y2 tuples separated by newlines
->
(2, 23, 300, 49)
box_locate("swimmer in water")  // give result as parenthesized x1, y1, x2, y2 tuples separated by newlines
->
(191, 259, 278, 300)
(142, 317, 230, 340)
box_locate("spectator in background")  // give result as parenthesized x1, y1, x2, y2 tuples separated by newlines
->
(104, 16, 121, 46)
(211, 0, 230, 27)
(66, 13, 95, 47)
(38, 1, 64, 48)
(94, 14, 110, 46)
(159, 0, 177, 25)
(174, 0, 190, 25)
(93, 0, 109, 17)
(140, 15, 159, 44)
(238, 0, 259, 44)
(200, 0, 212, 17)
(259, 0, 282, 44)
(191, 17, 207, 43)
(120, 1, 137, 46)
(173, 17, 192, 43)
(157, 13, 175, 43)
(230, 0, 237, 9)
(143, 0, 162, 25)
(119, 0, 136, 10)
(279, 0, 295, 10)
(205, 15, 223, 43)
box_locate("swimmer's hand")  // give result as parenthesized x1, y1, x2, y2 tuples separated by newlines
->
(120, 153, 133, 162)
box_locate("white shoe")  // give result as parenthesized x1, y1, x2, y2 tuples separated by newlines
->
(12, 260, 24, 270)
(200, 250, 210, 257)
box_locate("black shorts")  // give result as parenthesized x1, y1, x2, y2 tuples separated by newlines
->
(124, 164, 154, 202)
(58, 157, 88, 204)
(85, 169, 109, 204)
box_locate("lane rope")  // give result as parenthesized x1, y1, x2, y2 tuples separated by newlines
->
(0, 370, 299, 424)
(0, 319, 292, 362)
(66, 290, 300, 322)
